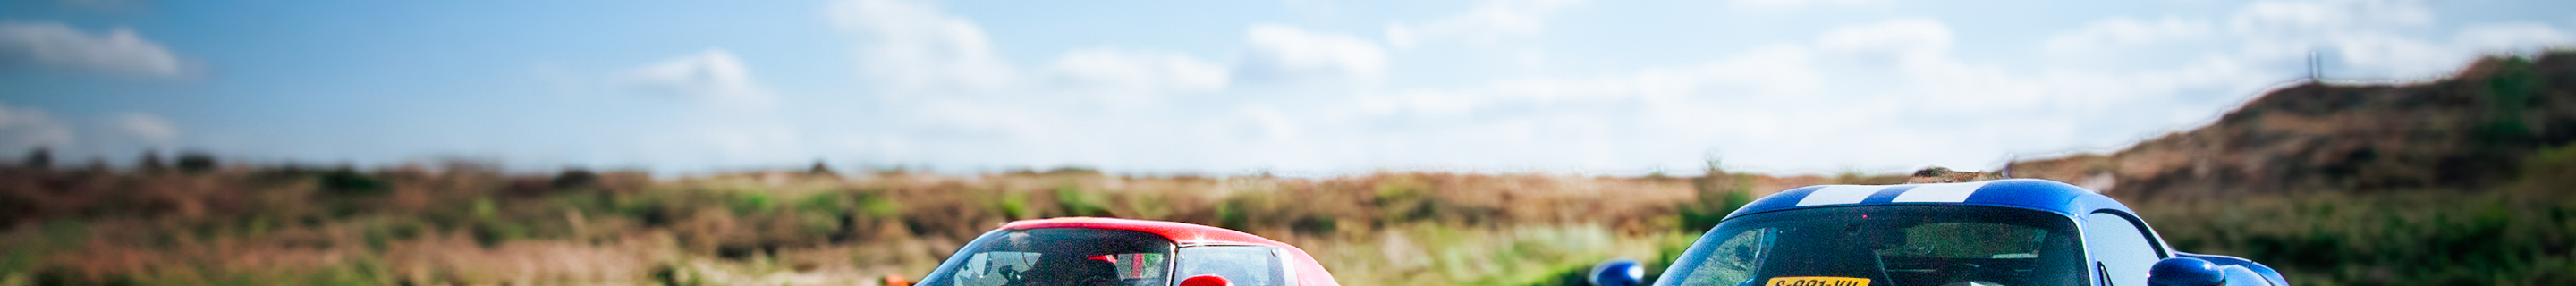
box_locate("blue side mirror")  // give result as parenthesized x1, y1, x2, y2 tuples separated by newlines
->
(1589, 259, 1644, 286)
(2148, 257, 2226, 286)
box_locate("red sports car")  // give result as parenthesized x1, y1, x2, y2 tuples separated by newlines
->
(910, 217, 1343, 286)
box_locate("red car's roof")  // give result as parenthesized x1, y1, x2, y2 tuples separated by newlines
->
(1000, 217, 1287, 247)
(993, 217, 1343, 286)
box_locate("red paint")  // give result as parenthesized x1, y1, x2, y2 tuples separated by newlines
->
(1000, 217, 1344, 286)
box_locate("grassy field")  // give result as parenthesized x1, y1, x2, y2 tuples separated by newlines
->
(2123, 144, 2576, 286)
(1, 154, 2570, 285)
(2132, 189, 2576, 285)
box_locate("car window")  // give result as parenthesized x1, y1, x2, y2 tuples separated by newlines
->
(2083, 212, 2162, 286)
(1656, 206, 2083, 286)
(1103, 253, 1169, 280)
(1882, 223, 2052, 258)
(955, 252, 1168, 285)
(1176, 246, 1291, 286)
(955, 251, 1040, 285)
(1674, 227, 1775, 286)
(915, 228, 1176, 286)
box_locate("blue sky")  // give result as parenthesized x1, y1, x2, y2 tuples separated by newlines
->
(2, 0, 2571, 175)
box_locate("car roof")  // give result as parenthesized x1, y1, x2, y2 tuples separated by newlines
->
(1727, 179, 2133, 219)
(993, 217, 1346, 286)
(1000, 216, 1295, 248)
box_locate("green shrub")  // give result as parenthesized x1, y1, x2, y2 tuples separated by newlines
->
(1052, 186, 1113, 217)
(726, 193, 774, 215)
(2513, 143, 2576, 193)
(1679, 173, 1754, 231)
(1372, 177, 1439, 225)
(2141, 189, 2576, 286)
(318, 168, 386, 196)
(994, 191, 1032, 220)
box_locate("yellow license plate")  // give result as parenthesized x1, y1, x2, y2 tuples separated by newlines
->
(1765, 276, 1870, 286)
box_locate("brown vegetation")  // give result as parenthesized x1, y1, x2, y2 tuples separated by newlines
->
(2014, 51, 2576, 198)
(4, 161, 1877, 285)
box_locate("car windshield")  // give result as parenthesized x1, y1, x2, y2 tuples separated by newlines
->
(1656, 205, 2085, 286)
(917, 228, 1176, 286)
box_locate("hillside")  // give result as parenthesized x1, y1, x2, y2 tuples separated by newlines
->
(2014, 51, 2576, 198)
(2003, 52, 2576, 285)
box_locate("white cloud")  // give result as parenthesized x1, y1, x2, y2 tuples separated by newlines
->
(828, 0, 1018, 96)
(829, 0, 1238, 105)
(2326, 33, 2460, 75)
(1330, 18, 2297, 172)
(1384, 0, 1584, 49)
(2038, 1, 2566, 85)
(1729, 0, 1886, 8)
(0, 102, 74, 152)
(1239, 24, 1389, 83)
(1815, 18, 1954, 69)
(2230, 0, 2430, 35)
(620, 49, 775, 105)
(1360, 45, 1821, 117)
(0, 21, 183, 77)
(1230, 105, 1298, 141)
(805, 0, 1290, 171)
(114, 112, 177, 147)
(1044, 48, 1232, 102)
(2453, 22, 2576, 55)
(2213, 0, 2573, 80)
(2042, 17, 2216, 55)
(2224, 0, 2461, 78)
(734, 0, 2572, 173)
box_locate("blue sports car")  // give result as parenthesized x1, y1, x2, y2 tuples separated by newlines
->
(1594, 179, 2286, 286)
